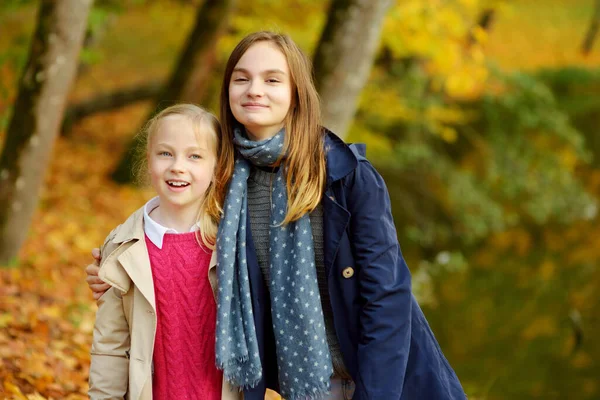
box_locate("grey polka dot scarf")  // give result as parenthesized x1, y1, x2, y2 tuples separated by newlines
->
(216, 127, 333, 399)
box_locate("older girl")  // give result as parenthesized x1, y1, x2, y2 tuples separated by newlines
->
(213, 31, 466, 400)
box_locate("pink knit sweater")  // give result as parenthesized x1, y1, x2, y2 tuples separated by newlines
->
(146, 232, 222, 400)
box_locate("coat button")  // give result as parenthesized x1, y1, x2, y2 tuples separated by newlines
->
(342, 267, 354, 279)
(328, 195, 335, 201)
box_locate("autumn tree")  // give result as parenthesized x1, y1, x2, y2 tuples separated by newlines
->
(313, 0, 393, 139)
(0, 0, 94, 264)
(110, 0, 236, 183)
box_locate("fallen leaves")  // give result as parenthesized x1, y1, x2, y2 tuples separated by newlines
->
(0, 104, 151, 399)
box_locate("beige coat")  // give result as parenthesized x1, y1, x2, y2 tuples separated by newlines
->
(89, 207, 241, 400)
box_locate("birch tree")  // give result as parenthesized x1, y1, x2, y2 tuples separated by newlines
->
(313, 0, 393, 139)
(0, 0, 93, 263)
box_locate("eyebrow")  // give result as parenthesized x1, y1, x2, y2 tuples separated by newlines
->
(155, 143, 208, 152)
(232, 67, 287, 75)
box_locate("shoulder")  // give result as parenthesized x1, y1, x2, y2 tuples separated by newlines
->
(100, 206, 145, 259)
(100, 225, 121, 257)
(323, 130, 382, 190)
(323, 129, 371, 184)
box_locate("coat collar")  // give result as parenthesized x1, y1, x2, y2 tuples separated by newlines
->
(112, 206, 145, 244)
(324, 129, 365, 187)
(101, 206, 217, 307)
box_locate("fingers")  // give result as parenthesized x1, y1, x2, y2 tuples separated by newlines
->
(92, 247, 101, 261)
(92, 290, 108, 300)
(90, 282, 110, 292)
(87, 248, 106, 299)
(86, 273, 104, 286)
(90, 281, 110, 300)
(86, 262, 100, 276)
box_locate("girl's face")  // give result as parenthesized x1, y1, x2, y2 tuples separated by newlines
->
(229, 41, 293, 141)
(148, 115, 216, 214)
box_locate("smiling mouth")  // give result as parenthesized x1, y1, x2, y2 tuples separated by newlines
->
(243, 103, 267, 108)
(167, 180, 189, 187)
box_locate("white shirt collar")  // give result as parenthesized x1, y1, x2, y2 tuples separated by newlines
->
(143, 196, 199, 249)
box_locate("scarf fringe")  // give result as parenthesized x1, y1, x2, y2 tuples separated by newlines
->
(218, 356, 263, 390)
(282, 380, 332, 400)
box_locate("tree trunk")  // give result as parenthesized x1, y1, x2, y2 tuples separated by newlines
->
(581, 0, 600, 55)
(0, 0, 93, 264)
(111, 0, 236, 184)
(313, 0, 393, 139)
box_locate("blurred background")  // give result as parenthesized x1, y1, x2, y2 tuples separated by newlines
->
(0, 0, 599, 399)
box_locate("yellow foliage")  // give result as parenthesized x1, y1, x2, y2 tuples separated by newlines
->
(445, 64, 488, 99)
(26, 393, 47, 400)
(459, 0, 479, 8)
(4, 380, 27, 399)
(538, 260, 555, 282)
(570, 352, 593, 369)
(471, 25, 488, 45)
(439, 126, 458, 143)
(426, 105, 474, 125)
(383, 0, 489, 100)
(488, 228, 532, 256)
(488, 230, 513, 251)
(567, 245, 600, 266)
(521, 316, 557, 340)
(558, 147, 578, 172)
(0, 312, 13, 328)
(347, 126, 395, 160)
(484, 0, 600, 70)
(359, 85, 416, 122)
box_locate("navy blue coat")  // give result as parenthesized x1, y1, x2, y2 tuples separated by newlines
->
(243, 132, 466, 400)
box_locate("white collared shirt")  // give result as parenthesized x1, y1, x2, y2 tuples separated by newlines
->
(143, 196, 200, 249)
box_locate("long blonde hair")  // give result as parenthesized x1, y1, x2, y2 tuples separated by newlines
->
(136, 104, 223, 249)
(218, 31, 326, 224)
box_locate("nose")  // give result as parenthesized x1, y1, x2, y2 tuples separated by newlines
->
(170, 156, 185, 173)
(247, 79, 263, 97)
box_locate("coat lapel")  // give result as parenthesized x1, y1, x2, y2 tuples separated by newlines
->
(118, 239, 156, 310)
(99, 207, 157, 311)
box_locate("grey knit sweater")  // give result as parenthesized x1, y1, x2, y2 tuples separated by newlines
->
(247, 166, 351, 379)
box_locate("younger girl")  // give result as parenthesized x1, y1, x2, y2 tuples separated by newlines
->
(88, 104, 238, 400)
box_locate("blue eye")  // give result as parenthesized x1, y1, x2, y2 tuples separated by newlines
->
(267, 78, 280, 83)
(190, 154, 201, 160)
(159, 151, 171, 157)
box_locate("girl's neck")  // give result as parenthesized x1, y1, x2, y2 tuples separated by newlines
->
(149, 204, 198, 233)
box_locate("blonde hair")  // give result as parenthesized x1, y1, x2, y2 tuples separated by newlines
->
(136, 104, 222, 249)
(218, 31, 326, 224)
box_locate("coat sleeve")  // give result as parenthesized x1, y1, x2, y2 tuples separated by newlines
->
(88, 237, 130, 399)
(345, 159, 412, 399)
